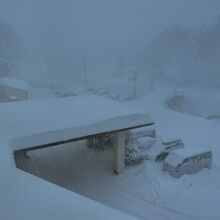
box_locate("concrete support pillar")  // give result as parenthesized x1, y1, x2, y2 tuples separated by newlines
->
(113, 131, 126, 175)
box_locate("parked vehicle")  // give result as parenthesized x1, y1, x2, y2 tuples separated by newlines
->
(128, 125, 156, 139)
(94, 88, 109, 95)
(163, 149, 212, 178)
(146, 137, 184, 161)
(118, 94, 132, 102)
(108, 92, 120, 100)
(156, 137, 184, 161)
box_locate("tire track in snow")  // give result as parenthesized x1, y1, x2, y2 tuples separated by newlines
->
(114, 190, 198, 220)
(152, 176, 160, 201)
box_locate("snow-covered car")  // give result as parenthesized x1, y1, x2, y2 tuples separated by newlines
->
(59, 91, 69, 97)
(136, 136, 157, 149)
(86, 87, 95, 92)
(9, 95, 18, 102)
(146, 137, 184, 161)
(66, 91, 77, 97)
(118, 94, 132, 102)
(54, 89, 60, 95)
(92, 88, 108, 95)
(58, 90, 77, 97)
(50, 84, 64, 90)
(107, 92, 120, 100)
(128, 125, 156, 139)
(95, 88, 109, 95)
(163, 149, 212, 178)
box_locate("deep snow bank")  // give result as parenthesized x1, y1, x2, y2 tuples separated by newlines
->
(164, 93, 220, 121)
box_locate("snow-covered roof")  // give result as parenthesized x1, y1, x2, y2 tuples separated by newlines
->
(0, 95, 152, 220)
(12, 113, 153, 152)
(1, 95, 153, 145)
(0, 77, 28, 90)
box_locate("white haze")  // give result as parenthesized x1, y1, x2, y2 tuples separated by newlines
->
(0, 0, 220, 84)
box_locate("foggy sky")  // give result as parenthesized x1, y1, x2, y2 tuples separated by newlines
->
(1, 0, 220, 76)
(1, 1, 220, 52)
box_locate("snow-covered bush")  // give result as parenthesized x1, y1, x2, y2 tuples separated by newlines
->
(125, 138, 143, 165)
(0, 22, 21, 77)
(125, 137, 156, 165)
(86, 128, 156, 165)
(86, 135, 113, 151)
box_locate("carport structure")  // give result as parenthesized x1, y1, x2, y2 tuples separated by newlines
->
(9, 95, 154, 174)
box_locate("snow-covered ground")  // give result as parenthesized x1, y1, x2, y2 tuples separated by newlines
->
(165, 88, 220, 122)
(15, 81, 220, 220)
(0, 91, 140, 220)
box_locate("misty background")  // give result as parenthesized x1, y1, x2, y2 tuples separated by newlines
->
(1, 0, 220, 88)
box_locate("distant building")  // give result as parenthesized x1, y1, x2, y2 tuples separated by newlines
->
(0, 77, 29, 102)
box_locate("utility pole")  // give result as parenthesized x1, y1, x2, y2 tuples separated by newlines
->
(118, 55, 124, 77)
(130, 69, 138, 99)
(82, 55, 87, 87)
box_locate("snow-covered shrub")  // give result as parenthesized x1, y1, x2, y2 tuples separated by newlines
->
(124, 126, 156, 165)
(86, 135, 113, 151)
(86, 128, 156, 165)
(125, 137, 155, 165)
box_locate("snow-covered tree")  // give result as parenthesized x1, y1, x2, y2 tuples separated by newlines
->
(144, 15, 220, 87)
(125, 138, 147, 165)
(0, 22, 21, 77)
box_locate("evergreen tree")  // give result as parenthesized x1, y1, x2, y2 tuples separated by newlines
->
(0, 22, 21, 77)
